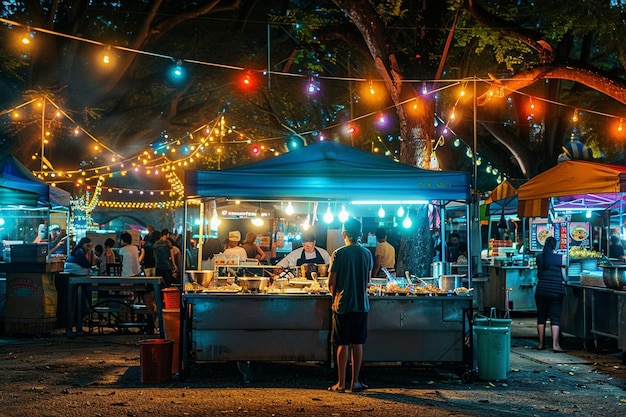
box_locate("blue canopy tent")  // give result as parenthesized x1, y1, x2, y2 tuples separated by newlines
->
(185, 141, 472, 276)
(0, 153, 70, 209)
(185, 141, 470, 202)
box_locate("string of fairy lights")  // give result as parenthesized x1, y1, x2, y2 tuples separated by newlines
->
(2, 17, 626, 211)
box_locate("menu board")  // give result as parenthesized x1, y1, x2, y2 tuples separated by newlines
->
(530, 219, 552, 252)
(553, 222, 568, 251)
(569, 221, 590, 249)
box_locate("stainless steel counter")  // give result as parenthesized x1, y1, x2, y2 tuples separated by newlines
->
(483, 266, 537, 313)
(182, 293, 474, 373)
(563, 283, 626, 358)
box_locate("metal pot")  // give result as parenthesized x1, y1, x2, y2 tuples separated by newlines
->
(238, 277, 269, 292)
(438, 275, 464, 292)
(601, 265, 626, 289)
(431, 262, 451, 278)
(187, 270, 214, 287)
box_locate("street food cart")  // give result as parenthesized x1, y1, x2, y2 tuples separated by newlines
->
(516, 160, 626, 357)
(180, 141, 473, 378)
(0, 154, 70, 334)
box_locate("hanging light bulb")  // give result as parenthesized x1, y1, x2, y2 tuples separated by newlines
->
(402, 210, 412, 229)
(285, 201, 295, 215)
(378, 205, 385, 218)
(338, 205, 349, 223)
(302, 214, 311, 230)
(323, 204, 334, 224)
(210, 209, 220, 230)
(397, 205, 405, 217)
(251, 206, 264, 226)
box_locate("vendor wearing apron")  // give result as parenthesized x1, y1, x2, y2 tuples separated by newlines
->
(275, 230, 331, 276)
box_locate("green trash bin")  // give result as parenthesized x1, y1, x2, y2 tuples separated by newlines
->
(475, 325, 510, 381)
(474, 307, 512, 370)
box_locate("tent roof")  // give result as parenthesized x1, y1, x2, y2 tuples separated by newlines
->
(0, 153, 70, 208)
(517, 160, 626, 217)
(485, 179, 526, 216)
(185, 141, 470, 202)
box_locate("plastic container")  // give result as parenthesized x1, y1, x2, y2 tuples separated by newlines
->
(474, 307, 512, 370)
(474, 326, 510, 381)
(163, 309, 181, 374)
(162, 287, 181, 309)
(140, 339, 174, 384)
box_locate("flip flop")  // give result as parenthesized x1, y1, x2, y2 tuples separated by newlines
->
(351, 383, 368, 392)
(535, 346, 545, 351)
(328, 385, 345, 393)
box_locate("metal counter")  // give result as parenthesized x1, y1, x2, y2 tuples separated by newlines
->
(563, 283, 626, 359)
(182, 293, 473, 372)
(483, 266, 537, 313)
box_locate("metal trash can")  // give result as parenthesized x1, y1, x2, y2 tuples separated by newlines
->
(474, 326, 510, 381)
(140, 339, 174, 384)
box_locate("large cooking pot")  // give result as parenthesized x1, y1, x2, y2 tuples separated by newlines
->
(187, 270, 214, 288)
(601, 265, 626, 289)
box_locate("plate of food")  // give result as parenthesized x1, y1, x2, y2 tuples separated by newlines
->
(537, 227, 552, 245)
(570, 225, 589, 242)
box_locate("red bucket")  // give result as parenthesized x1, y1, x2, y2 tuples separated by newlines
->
(162, 287, 181, 309)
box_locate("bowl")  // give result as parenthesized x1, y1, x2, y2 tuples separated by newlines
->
(601, 265, 626, 289)
(238, 277, 269, 292)
(187, 270, 214, 288)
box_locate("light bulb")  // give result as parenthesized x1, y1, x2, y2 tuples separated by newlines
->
(210, 210, 220, 230)
(338, 205, 349, 223)
(302, 214, 311, 230)
(323, 205, 334, 223)
(397, 205, 405, 217)
(378, 205, 385, 218)
(286, 201, 294, 215)
(402, 212, 412, 229)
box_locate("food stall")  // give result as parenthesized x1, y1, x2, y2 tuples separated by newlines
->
(181, 141, 473, 377)
(0, 153, 70, 334)
(482, 179, 538, 313)
(516, 160, 626, 357)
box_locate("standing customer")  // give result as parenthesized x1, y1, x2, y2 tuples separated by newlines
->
(142, 231, 160, 276)
(535, 236, 566, 352)
(119, 232, 141, 276)
(242, 231, 266, 262)
(328, 218, 373, 393)
(371, 227, 396, 277)
(153, 229, 177, 286)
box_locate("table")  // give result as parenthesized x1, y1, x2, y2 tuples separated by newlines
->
(65, 276, 165, 338)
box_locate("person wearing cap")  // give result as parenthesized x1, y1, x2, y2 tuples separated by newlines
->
(275, 230, 330, 270)
(48, 225, 68, 255)
(223, 230, 248, 261)
(33, 224, 48, 243)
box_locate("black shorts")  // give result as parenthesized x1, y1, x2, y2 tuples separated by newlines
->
(331, 311, 368, 346)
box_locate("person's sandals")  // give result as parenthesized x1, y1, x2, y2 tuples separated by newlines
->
(350, 382, 368, 392)
(535, 346, 545, 350)
(327, 384, 345, 393)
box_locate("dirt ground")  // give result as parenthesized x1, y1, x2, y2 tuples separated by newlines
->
(0, 319, 625, 417)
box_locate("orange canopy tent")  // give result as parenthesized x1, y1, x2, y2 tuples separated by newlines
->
(517, 160, 626, 217)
